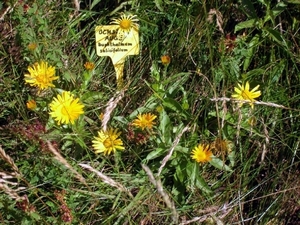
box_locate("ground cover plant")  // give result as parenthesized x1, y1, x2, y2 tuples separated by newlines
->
(0, 0, 300, 224)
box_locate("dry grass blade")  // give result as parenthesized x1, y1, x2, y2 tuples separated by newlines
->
(179, 204, 231, 224)
(79, 163, 133, 198)
(102, 90, 125, 131)
(157, 125, 189, 176)
(0, 183, 23, 201)
(0, 1, 18, 21)
(0, 145, 20, 174)
(207, 9, 224, 34)
(73, 0, 80, 13)
(0, 172, 26, 201)
(142, 164, 179, 223)
(210, 97, 300, 111)
(47, 141, 87, 186)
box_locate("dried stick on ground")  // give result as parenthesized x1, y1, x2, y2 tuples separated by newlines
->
(47, 141, 87, 187)
(0, 172, 26, 201)
(0, 1, 19, 21)
(102, 90, 125, 131)
(157, 125, 189, 176)
(0, 145, 20, 174)
(73, 0, 80, 12)
(79, 163, 133, 198)
(142, 164, 179, 224)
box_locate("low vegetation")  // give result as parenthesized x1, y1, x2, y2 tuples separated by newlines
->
(0, 0, 299, 224)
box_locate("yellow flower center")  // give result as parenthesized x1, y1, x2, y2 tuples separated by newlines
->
(27, 100, 37, 110)
(241, 90, 251, 101)
(61, 106, 70, 116)
(84, 62, 95, 70)
(104, 137, 113, 148)
(36, 72, 49, 84)
(161, 55, 171, 65)
(120, 19, 131, 30)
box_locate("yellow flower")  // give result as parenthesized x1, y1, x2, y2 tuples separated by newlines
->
(111, 13, 139, 34)
(27, 43, 37, 51)
(99, 112, 104, 121)
(161, 55, 171, 65)
(49, 91, 84, 125)
(210, 138, 232, 157)
(248, 116, 257, 126)
(156, 106, 163, 113)
(24, 61, 58, 91)
(191, 144, 213, 163)
(231, 81, 261, 108)
(26, 99, 37, 110)
(84, 62, 95, 71)
(132, 113, 157, 130)
(92, 128, 125, 155)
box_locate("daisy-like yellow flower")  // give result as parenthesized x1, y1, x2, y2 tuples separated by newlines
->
(110, 13, 139, 34)
(92, 128, 125, 155)
(49, 91, 84, 125)
(231, 81, 261, 108)
(191, 144, 213, 163)
(84, 62, 95, 71)
(26, 99, 37, 110)
(24, 61, 58, 91)
(161, 55, 171, 65)
(210, 138, 233, 157)
(132, 113, 157, 130)
(27, 43, 37, 51)
(99, 112, 104, 121)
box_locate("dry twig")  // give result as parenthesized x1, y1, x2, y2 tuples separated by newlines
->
(157, 125, 189, 176)
(79, 163, 133, 198)
(142, 164, 179, 223)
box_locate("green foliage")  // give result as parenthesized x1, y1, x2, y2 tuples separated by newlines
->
(0, 0, 300, 224)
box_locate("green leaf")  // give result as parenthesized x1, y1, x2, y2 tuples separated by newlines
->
(175, 164, 185, 183)
(187, 161, 198, 187)
(269, 59, 286, 83)
(228, 151, 236, 167)
(113, 116, 128, 124)
(162, 98, 190, 119)
(186, 161, 213, 194)
(74, 135, 88, 149)
(145, 148, 165, 161)
(245, 68, 265, 79)
(209, 156, 233, 172)
(159, 110, 172, 145)
(167, 72, 190, 95)
(90, 0, 103, 10)
(286, 0, 300, 4)
(128, 97, 158, 120)
(29, 212, 41, 220)
(150, 61, 161, 81)
(240, 0, 258, 19)
(81, 91, 104, 103)
(154, 0, 164, 11)
(82, 71, 93, 90)
(195, 176, 213, 194)
(257, 0, 270, 7)
(263, 27, 285, 45)
(46, 201, 56, 209)
(234, 19, 257, 33)
(174, 145, 189, 154)
(264, 2, 287, 24)
(243, 35, 260, 71)
(62, 71, 73, 82)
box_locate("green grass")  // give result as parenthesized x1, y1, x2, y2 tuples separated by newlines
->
(1, 0, 300, 224)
